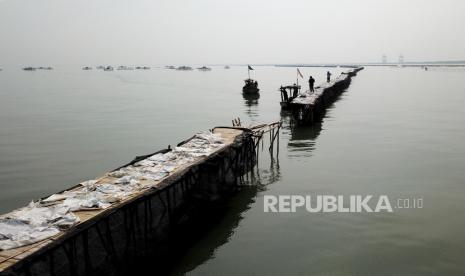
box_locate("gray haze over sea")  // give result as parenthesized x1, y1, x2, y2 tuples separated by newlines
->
(1, 66, 465, 275)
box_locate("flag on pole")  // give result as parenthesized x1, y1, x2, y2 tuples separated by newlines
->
(297, 68, 303, 78)
(248, 65, 254, 70)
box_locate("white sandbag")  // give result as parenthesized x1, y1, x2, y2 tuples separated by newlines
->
(0, 218, 60, 251)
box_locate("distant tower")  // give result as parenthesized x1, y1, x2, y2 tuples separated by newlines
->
(382, 54, 387, 64)
(398, 54, 404, 64)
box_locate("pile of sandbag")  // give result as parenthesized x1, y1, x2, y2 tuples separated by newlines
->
(0, 131, 224, 251)
(0, 201, 79, 250)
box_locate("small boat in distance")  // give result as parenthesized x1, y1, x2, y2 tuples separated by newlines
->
(117, 66, 135, 70)
(96, 65, 105, 70)
(165, 65, 176, 69)
(224, 65, 230, 69)
(197, 66, 211, 71)
(23, 67, 36, 71)
(176, 66, 193, 71)
(104, 66, 114, 71)
(82, 66, 92, 70)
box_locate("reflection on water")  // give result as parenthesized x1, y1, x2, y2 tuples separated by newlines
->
(242, 92, 260, 120)
(242, 92, 260, 106)
(144, 186, 259, 276)
(286, 119, 322, 157)
(280, 108, 322, 158)
(247, 154, 281, 187)
(286, 124, 321, 157)
(136, 148, 282, 276)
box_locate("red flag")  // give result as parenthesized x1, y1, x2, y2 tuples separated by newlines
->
(297, 68, 303, 78)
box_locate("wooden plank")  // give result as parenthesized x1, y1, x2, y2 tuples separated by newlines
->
(11, 240, 53, 261)
(0, 257, 16, 271)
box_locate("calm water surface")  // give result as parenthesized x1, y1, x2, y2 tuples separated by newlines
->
(1, 66, 464, 275)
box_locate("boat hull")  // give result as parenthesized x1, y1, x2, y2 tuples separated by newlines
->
(242, 87, 259, 94)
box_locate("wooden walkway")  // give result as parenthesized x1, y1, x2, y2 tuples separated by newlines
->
(280, 67, 364, 124)
(0, 127, 253, 275)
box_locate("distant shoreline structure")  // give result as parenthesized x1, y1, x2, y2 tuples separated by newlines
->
(276, 60, 465, 68)
(1, 62, 465, 71)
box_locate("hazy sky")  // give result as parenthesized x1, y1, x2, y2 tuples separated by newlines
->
(1, 0, 464, 66)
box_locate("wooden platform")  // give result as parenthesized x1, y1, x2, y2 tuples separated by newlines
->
(0, 127, 246, 274)
(280, 67, 364, 124)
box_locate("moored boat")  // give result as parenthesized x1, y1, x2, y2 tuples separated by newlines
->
(197, 66, 211, 71)
(117, 65, 135, 70)
(243, 79, 259, 94)
(176, 66, 193, 71)
(242, 65, 259, 94)
(279, 84, 301, 108)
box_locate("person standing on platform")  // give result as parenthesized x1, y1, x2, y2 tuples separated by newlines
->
(309, 76, 315, 93)
(327, 71, 332, 82)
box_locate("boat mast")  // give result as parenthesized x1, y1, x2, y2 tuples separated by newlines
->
(296, 68, 299, 87)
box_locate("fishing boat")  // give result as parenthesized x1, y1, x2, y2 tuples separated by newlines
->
(23, 67, 36, 71)
(243, 79, 259, 94)
(165, 66, 176, 69)
(176, 66, 193, 71)
(197, 66, 211, 71)
(279, 68, 306, 108)
(279, 84, 301, 108)
(82, 66, 92, 70)
(224, 65, 230, 69)
(117, 66, 134, 70)
(104, 66, 114, 71)
(242, 65, 259, 94)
